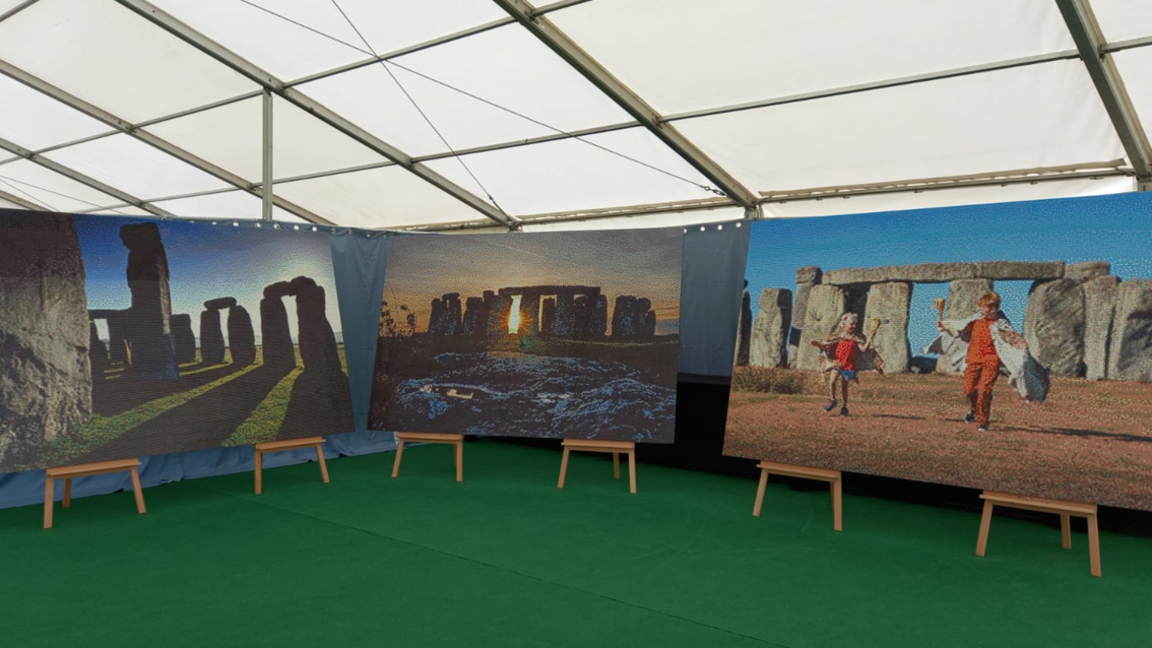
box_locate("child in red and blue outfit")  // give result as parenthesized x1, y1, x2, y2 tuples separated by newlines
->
(812, 312, 871, 416)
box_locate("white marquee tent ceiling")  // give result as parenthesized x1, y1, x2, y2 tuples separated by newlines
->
(0, 0, 1149, 231)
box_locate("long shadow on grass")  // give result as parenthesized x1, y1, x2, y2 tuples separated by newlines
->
(278, 369, 354, 439)
(79, 364, 294, 462)
(92, 362, 245, 417)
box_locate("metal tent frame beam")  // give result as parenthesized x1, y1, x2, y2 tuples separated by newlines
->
(115, 0, 515, 228)
(492, 0, 758, 208)
(413, 164, 1132, 231)
(1057, 0, 1152, 185)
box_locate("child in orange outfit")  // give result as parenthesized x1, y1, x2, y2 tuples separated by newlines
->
(937, 292, 1028, 431)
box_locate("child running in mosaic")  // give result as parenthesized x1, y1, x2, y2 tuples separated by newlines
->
(928, 292, 1049, 431)
(810, 312, 883, 417)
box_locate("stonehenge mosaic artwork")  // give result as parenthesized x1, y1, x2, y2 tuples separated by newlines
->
(369, 229, 682, 443)
(725, 205, 1152, 510)
(0, 210, 351, 472)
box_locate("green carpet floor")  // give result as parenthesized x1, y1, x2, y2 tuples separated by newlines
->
(2, 442, 1150, 648)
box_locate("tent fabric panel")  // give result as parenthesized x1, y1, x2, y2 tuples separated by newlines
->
(42, 133, 231, 199)
(674, 60, 1126, 193)
(0, 73, 111, 151)
(142, 97, 263, 182)
(0, 0, 257, 123)
(423, 127, 717, 216)
(550, 0, 1076, 115)
(1112, 47, 1152, 142)
(150, 189, 302, 222)
(0, 159, 124, 212)
(271, 165, 482, 228)
(1090, 0, 1152, 44)
(298, 24, 632, 159)
(151, 0, 509, 81)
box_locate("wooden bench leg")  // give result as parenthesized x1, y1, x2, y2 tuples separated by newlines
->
(1087, 514, 1102, 577)
(613, 452, 620, 480)
(130, 467, 146, 514)
(254, 450, 264, 495)
(557, 447, 571, 489)
(316, 445, 330, 484)
(976, 500, 994, 557)
(44, 476, 54, 529)
(832, 478, 843, 531)
(627, 449, 636, 494)
(63, 478, 73, 509)
(752, 469, 769, 517)
(1060, 513, 1072, 549)
(392, 440, 406, 478)
(455, 442, 463, 482)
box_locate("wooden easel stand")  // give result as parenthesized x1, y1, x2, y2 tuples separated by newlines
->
(392, 432, 464, 482)
(753, 460, 842, 531)
(557, 439, 636, 493)
(976, 490, 1101, 577)
(254, 437, 329, 495)
(44, 458, 145, 529)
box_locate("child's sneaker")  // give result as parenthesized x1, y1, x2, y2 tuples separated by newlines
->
(840, 407, 849, 416)
(964, 411, 977, 423)
(822, 399, 838, 412)
(977, 425, 989, 432)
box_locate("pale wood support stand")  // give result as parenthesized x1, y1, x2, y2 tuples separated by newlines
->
(753, 460, 842, 531)
(975, 490, 1101, 577)
(44, 459, 145, 529)
(392, 433, 464, 482)
(557, 440, 636, 494)
(254, 437, 329, 495)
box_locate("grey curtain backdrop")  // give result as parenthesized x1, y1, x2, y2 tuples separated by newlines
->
(329, 233, 393, 434)
(677, 220, 750, 380)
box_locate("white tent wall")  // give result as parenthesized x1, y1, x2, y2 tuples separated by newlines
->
(0, 0, 1150, 229)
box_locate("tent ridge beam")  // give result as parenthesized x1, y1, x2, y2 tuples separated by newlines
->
(414, 167, 1131, 231)
(114, 0, 514, 228)
(491, 0, 758, 208)
(1056, 0, 1152, 182)
(757, 169, 1131, 205)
